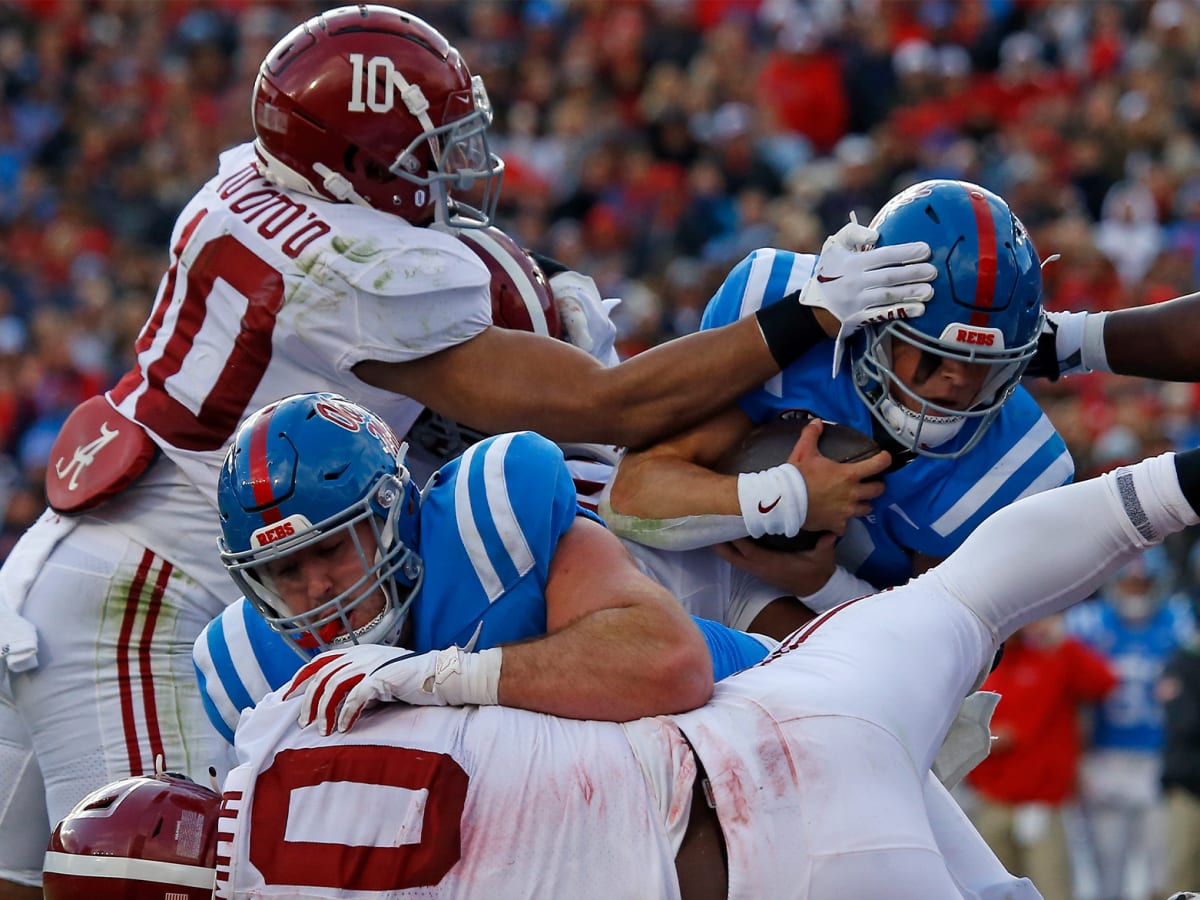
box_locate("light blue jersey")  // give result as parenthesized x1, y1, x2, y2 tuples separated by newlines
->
(702, 248, 1075, 588)
(195, 431, 765, 742)
(1066, 596, 1196, 751)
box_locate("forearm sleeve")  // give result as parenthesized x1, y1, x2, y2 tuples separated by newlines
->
(599, 497, 749, 550)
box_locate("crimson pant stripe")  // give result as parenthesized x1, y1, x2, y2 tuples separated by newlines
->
(247, 406, 282, 525)
(137, 557, 173, 770)
(966, 188, 998, 327)
(116, 549, 156, 774)
(760, 594, 872, 666)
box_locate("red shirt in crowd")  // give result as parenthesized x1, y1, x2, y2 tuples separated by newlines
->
(968, 627, 1117, 805)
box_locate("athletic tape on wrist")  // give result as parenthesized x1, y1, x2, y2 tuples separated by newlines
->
(1080, 310, 1111, 374)
(755, 297, 826, 369)
(738, 464, 808, 539)
(458, 646, 502, 706)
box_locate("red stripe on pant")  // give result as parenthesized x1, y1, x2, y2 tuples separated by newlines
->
(757, 593, 876, 667)
(116, 549, 172, 775)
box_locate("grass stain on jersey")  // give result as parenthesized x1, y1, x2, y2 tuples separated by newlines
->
(331, 235, 383, 263)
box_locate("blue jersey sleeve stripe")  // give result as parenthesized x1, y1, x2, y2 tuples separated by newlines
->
(701, 253, 756, 331)
(931, 415, 1063, 536)
(243, 600, 307, 689)
(193, 663, 236, 744)
(204, 617, 256, 716)
(192, 630, 243, 742)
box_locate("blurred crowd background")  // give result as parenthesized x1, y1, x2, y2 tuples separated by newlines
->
(2, 0, 1200, 896)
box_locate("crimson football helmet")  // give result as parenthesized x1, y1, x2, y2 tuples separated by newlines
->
(43, 772, 221, 900)
(407, 226, 560, 462)
(455, 225, 560, 338)
(252, 4, 504, 227)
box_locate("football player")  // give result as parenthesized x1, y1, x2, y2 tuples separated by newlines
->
(0, 6, 939, 897)
(42, 443, 1200, 899)
(603, 179, 1072, 636)
(195, 391, 782, 745)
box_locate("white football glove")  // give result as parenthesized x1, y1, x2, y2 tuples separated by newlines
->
(799, 217, 936, 374)
(549, 270, 622, 366)
(289, 643, 503, 735)
(0, 605, 38, 673)
(931, 690, 1001, 790)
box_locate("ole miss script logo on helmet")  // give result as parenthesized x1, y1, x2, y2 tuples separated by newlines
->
(314, 397, 404, 458)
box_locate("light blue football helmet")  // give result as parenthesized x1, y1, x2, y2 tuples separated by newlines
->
(851, 179, 1045, 458)
(217, 392, 423, 657)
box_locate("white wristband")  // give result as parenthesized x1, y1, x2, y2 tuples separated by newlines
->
(1080, 310, 1111, 374)
(738, 464, 808, 539)
(429, 646, 503, 706)
(799, 565, 879, 614)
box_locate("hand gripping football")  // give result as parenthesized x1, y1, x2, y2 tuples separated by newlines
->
(717, 410, 881, 552)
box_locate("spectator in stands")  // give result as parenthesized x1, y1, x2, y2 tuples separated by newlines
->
(1066, 549, 1196, 900)
(966, 615, 1118, 900)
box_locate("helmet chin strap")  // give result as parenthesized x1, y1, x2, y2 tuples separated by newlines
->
(254, 141, 375, 208)
(880, 395, 966, 450)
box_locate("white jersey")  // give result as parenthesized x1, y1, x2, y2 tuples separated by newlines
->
(105, 141, 492, 596)
(219, 686, 684, 900)
(0, 142, 496, 886)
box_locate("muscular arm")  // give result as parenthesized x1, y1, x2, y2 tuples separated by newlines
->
(608, 406, 756, 520)
(496, 516, 713, 720)
(354, 319, 784, 449)
(606, 406, 890, 539)
(1104, 291, 1200, 381)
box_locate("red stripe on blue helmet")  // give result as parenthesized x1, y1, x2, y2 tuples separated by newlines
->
(966, 187, 998, 327)
(247, 407, 282, 525)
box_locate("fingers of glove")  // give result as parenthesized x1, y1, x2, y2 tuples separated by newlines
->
(859, 282, 934, 307)
(826, 220, 879, 251)
(336, 679, 384, 733)
(298, 658, 358, 729)
(858, 241, 934, 269)
(284, 652, 347, 701)
(313, 672, 367, 736)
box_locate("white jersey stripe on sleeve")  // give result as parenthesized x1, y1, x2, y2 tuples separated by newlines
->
(738, 249, 776, 319)
(193, 639, 240, 739)
(454, 442, 503, 601)
(482, 433, 536, 579)
(932, 416, 1060, 536)
(1011, 447, 1074, 504)
(223, 605, 275, 704)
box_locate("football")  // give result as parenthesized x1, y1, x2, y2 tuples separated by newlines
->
(716, 410, 881, 552)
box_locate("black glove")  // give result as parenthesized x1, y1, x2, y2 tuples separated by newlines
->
(1023, 317, 1064, 381)
(527, 250, 570, 278)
